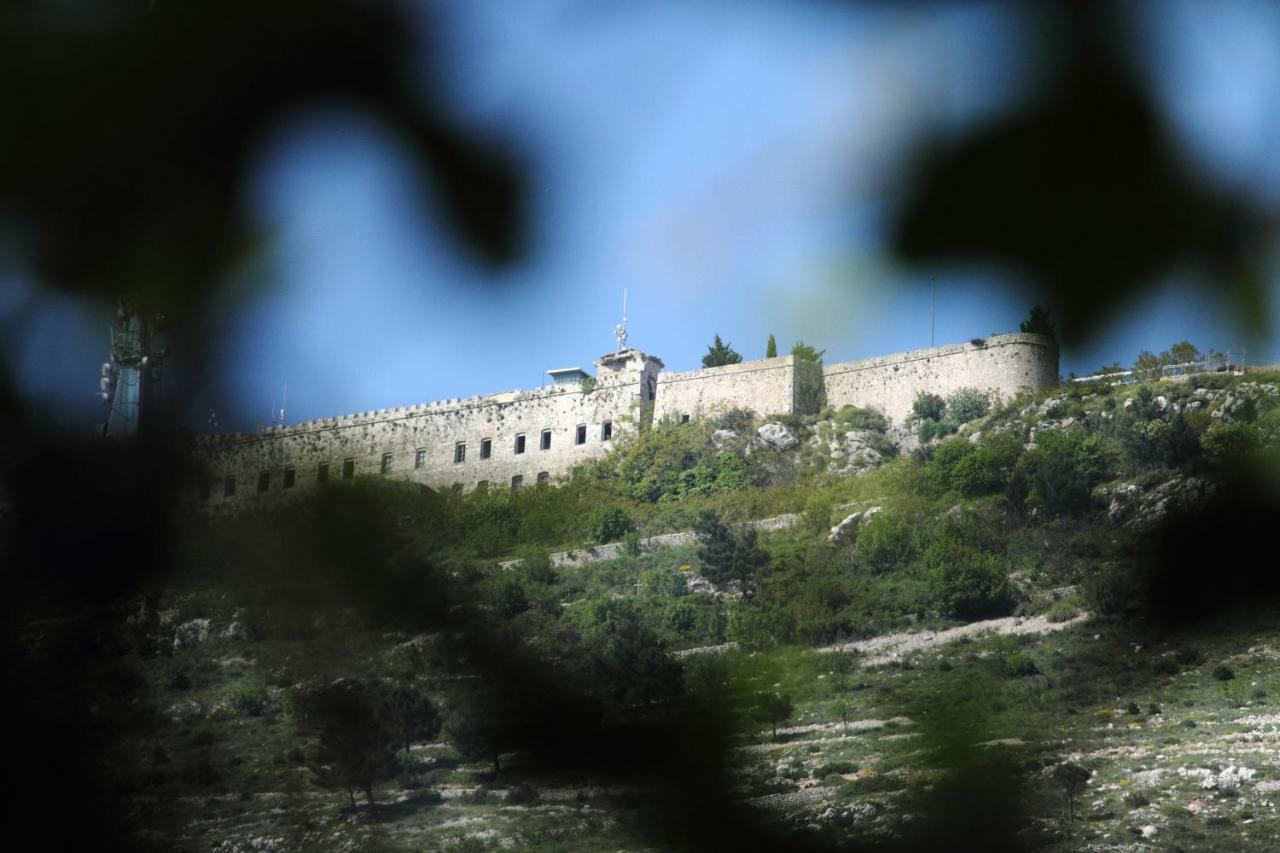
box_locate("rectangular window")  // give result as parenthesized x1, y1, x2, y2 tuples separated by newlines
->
(601, 421, 613, 441)
(475, 480, 488, 494)
(317, 462, 330, 484)
(681, 414, 690, 424)
(451, 482, 463, 495)
(540, 429, 552, 450)
(284, 467, 296, 489)
(480, 438, 492, 459)
(514, 434, 526, 454)
(224, 476, 237, 497)
(511, 474, 523, 491)
(381, 453, 393, 475)
(342, 458, 354, 480)
(575, 424, 587, 445)
(454, 442, 466, 464)
(257, 471, 270, 493)
(414, 448, 426, 469)
(537, 471, 550, 485)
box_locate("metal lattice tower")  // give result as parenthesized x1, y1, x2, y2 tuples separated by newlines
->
(99, 300, 165, 438)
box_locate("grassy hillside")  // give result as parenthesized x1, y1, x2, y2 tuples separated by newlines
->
(14, 369, 1280, 851)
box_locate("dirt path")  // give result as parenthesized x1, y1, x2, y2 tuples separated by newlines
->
(818, 612, 1090, 665)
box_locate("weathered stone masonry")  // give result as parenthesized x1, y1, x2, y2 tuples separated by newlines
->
(194, 333, 1055, 509)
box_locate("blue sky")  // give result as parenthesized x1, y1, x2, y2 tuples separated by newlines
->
(5, 0, 1280, 432)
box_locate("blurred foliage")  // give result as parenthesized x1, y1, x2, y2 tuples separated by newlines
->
(892, 1, 1272, 343)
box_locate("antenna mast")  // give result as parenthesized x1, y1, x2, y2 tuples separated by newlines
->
(614, 288, 629, 351)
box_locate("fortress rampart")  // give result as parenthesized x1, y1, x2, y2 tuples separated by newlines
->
(822, 333, 1058, 423)
(654, 356, 825, 422)
(194, 333, 1056, 509)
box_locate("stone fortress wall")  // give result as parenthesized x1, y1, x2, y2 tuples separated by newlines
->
(194, 350, 661, 510)
(823, 333, 1059, 424)
(195, 333, 1056, 509)
(654, 356, 826, 423)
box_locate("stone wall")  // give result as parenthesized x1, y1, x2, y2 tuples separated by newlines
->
(822, 333, 1058, 425)
(194, 350, 659, 509)
(194, 335, 1057, 510)
(654, 356, 803, 422)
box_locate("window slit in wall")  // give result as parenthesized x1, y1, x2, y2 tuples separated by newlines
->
(537, 471, 549, 485)
(224, 476, 237, 497)
(575, 424, 586, 445)
(451, 483, 463, 495)
(317, 462, 330, 483)
(381, 453, 393, 475)
(414, 448, 426, 469)
(540, 429, 551, 450)
(514, 434, 526, 454)
(283, 467, 296, 489)
(342, 458, 354, 480)
(454, 442, 466, 463)
(601, 421, 613, 441)
(511, 474, 523, 491)
(257, 471, 270, 493)
(480, 438, 492, 459)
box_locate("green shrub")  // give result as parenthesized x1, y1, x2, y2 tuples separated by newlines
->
(1004, 652, 1039, 677)
(945, 387, 990, 425)
(1013, 427, 1110, 515)
(694, 510, 769, 587)
(834, 405, 888, 432)
(928, 431, 1024, 496)
(587, 505, 633, 544)
(924, 536, 1014, 621)
(232, 680, 272, 717)
(1045, 598, 1080, 623)
(853, 513, 916, 574)
(917, 419, 952, 444)
(714, 407, 757, 433)
(1201, 420, 1261, 465)
(913, 391, 946, 422)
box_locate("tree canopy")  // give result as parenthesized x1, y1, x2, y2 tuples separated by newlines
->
(790, 341, 825, 364)
(702, 334, 743, 368)
(1019, 304, 1057, 340)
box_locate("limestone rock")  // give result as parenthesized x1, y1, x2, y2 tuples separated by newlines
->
(828, 512, 861, 544)
(757, 422, 798, 451)
(711, 429, 738, 450)
(1105, 476, 1216, 529)
(174, 618, 213, 650)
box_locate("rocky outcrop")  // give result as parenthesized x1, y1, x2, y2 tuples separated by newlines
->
(1101, 475, 1218, 529)
(173, 618, 213, 650)
(1211, 382, 1279, 423)
(827, 506, 882, 544)
(757, 422, 798, 451)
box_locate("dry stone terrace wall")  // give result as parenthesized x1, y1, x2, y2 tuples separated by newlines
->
(822, 333, 1058, 425)
(194, 369, 647, 509)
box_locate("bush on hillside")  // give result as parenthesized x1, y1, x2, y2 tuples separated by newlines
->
(913, 391, 946, 423)
(587, 505, 633, 544)
(923, 535, 1014, 621)
(853, 513, 917, 574)
(945, 387, 990, 426)
(833, 405, 889, 433)
(694, 510, 769, 588)
(1012, 427, 1110, 516)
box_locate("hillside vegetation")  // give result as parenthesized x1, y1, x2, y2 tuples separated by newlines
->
(18, 368, 1280, 851)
